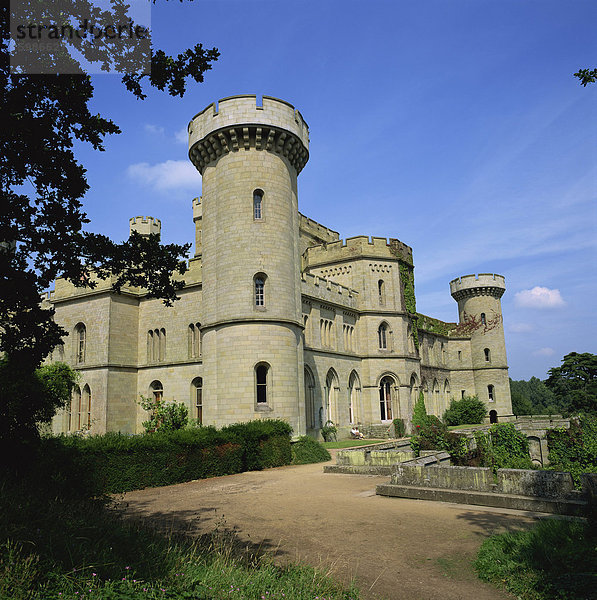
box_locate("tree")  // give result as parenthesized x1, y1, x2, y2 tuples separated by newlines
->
(545, 352, 597, 415)
(1, 2, 219, 440)
(574, 68, 597, 86)
(412, 390, 428, 429)
(442, 395, 486, 426)
(509, 376, 559, 416)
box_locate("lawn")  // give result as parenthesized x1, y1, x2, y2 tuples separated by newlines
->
(322, 439, 385, 449)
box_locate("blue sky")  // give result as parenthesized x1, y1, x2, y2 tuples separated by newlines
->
(75, 0, 596, 380)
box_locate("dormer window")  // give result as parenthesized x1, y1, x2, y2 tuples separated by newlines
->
(253, 189, 263, 220)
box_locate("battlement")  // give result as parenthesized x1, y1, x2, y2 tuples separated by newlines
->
(301, 272, 358, 309)
(189, 95, 309, 151)
(129, 216, 161, 237)
(450, 273, 506, 300)
(299, 213, 339, 244)
(304, 235, 413, 267)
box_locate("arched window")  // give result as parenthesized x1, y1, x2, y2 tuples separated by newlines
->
(348, 371, 361, 424)
(74, 323, 86, 364)
(379, 376, 393, 421)
(70, 386, 81, 431)
(378, 279, 385, 305)
(189, 323, 201, 358)
(147, 330, 154, 362)
(433, 380, 440, 415)
(489, 409, 498, 424)
(254, 273, 266, 307)
(191, 377, 203, 424)
(255, 363, 269, 404)
(303, 315, 309, 346)
(83, 384, 91, 430)
(304, 367, 315, 429)
(488, 384, 495, 402)
(410, 373, 418, 408)
(444, 379, 451, 404)
(325, 369, 339, 424)
(150, 380, 163, 403)
(253, 189, 263, 220)
(378, 322, 389, 349)
(159, 328, 166, 361)
(484, 348, 491, 362)
(481, 313, 487, 326)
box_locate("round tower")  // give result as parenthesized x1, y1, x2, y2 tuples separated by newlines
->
(129, 216, 161, 238)
(187, 95, 309, 432)
(450, 274, 513, 421)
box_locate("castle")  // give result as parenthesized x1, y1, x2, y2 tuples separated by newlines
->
(48, 95, 513, 438)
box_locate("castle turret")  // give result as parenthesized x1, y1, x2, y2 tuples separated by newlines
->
(450, 274, 513, 421)
(129, 216, 161, 238)
(188, 95, 309, 432)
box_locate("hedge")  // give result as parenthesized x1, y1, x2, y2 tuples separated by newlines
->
(41, 419, 292, 494)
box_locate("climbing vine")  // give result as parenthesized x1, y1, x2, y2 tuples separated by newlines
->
(399, 261, 416, 314)
(417, 313, 455, 337)
(453, 311, 502, 337)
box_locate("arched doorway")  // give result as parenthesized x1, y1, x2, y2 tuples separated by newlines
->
(379, 376, 394, 421)
(489, 410, 498, 424)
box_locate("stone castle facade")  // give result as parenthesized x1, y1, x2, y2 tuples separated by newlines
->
(48, 95, 513, 438)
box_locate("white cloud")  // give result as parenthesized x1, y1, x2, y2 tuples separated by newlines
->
(533, 347, 556, 357)
(127, 160, 201, 191)
(144, 124, 165, 136)
(508, 322, 534, 333)
(175, 127, 188, 144)
(514, 287, 566, 309)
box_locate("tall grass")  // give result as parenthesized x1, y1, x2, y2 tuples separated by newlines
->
(475, 518, 596, 600)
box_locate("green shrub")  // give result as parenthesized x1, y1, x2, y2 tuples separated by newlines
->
(410, 415, 448, 455)
(139, 394, 189, 433)
(392, 418, 405, 438)
(475, 518, 596, 599)
(411, 390, 428, 429)
(291, 436, 331, 464)
(443, 395, 486, 426)
(321, 420, 337, 442)
(475, 423, 532, 472)
(546, 414, 597, 487)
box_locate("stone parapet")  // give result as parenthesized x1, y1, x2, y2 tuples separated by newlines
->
(129, 216, 161, 237)
(299, 213, 339, 244)
(304, 235, 413, 268)
(300, 272, 358, 308)
(450, 273, 506, 301)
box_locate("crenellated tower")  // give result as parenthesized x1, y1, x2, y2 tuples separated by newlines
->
(187, 95, 309, 432)
(450, 274, 513, 421)
(129, 216, 161, 238)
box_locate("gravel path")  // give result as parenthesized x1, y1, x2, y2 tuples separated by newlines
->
(120, 453, 540, 600)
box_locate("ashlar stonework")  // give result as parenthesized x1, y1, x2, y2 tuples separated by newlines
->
(47, 95, 513, 438)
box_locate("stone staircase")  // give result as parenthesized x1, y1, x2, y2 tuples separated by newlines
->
(364, 424, 394, 439)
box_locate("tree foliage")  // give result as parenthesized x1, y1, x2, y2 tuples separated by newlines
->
(442, 395, 486, 426)
(545, 352, 597, 415)
(412, 390, 428, 429)
(509, 376, 558, 416)
(1, 2, 219, 439)
(574, 68, 597, 86)
(138, 395, 189, 433)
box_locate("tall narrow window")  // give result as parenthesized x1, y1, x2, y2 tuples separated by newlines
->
(83, 384, 91, 430)
(71, 386, 81, 431)
(189, 323, 201, 358)
(379, 376, 393, 421)
(150, 380, 163, 403)
(488, 385, 495, 402)
(254, 275, 265, 307)
(75, 323, 86, 364)
(159, 328, 166, 361)
(256, 364, 269, 404)
(461, 390, 466, 398)
(378, 279, 385, 305)
(192, 377, 203, 424)
(481, 313, 487, 326)
(378, 323, 388, 349)
(484, 348, 491, 362)
(253, 189, 263, 220)
(148, 330, 154, 362)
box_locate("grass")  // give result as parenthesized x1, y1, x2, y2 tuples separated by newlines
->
(447, 423, 486, 431)
(0, 459, 360, 600)
(321, 439, 385, 449)
(475, 517, 596, 600)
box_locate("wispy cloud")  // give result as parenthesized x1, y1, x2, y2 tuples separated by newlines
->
(127, 160, 201, 191)
(144, 124, 165, 136)
(533, 347, 556, 357)
(175, 127, 188, 144)
(514, 287, 565, 309)
(508, 322, 534, 333)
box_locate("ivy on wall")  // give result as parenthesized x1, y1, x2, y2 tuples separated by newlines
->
(399, 261, 419, 349)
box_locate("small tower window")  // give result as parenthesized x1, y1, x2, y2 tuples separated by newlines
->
(378, 323, 389, 349)
(484, 348, 491, 362)
(481, 313, 487, 326)
(192, 377, 203, 424)
(255, 363, 269, 404)
(254, 275, 265, 307)
(253, 189, 263, 220)
(488, 384, 495, 402)
(378, 279, 385, 305)
(75, 323, 86, 364)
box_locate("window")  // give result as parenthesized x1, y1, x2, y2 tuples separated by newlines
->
(148, 328, 166, 362)
(320, 318, 335, 348)
(74, 323, 86, 364)
(378, 279, 385, 305)
(378, 323, 388, 349)
(189, 323, 201, 358)
(303, 315, 309, 345)
(305, 367, 315, 429)
(488, 385, 495, 402)
(82, 384, 91, 430)
(484, 348, 491, 362)
(461, 390, 466, 399)
(253, 189, 263, 220)
(192, 377, 203, 424)
(379, 376, 393, 421)
(457, 350, 462, 361)
(254, 274, 265, 307)
(256, 363, 269, 404)
(348, 371, 361, 424)
(150, 380, 163, 403)
(481, 313, 486, 326)
(70, 386, 81, 431)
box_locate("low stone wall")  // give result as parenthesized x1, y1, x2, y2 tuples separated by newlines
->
(378, 465, 595, 516)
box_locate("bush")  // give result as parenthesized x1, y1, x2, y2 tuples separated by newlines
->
(475, 518, 596, 599)
(443, 395, 486, 426)
(392, 418, 405, 438)
(291, 436, 331, 465)
(546, 414, 597, 487)
(321, 420, 337, 442)
(410, 415, 448, 455)
(411, 390, 428, 429)
(475, 423, 532, 471)
(139, 394, 189, 433)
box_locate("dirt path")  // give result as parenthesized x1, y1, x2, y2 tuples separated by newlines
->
(120, 454, 541, 600)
